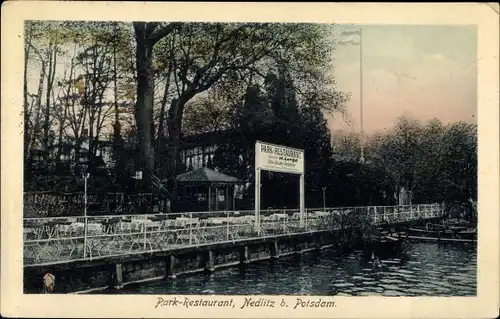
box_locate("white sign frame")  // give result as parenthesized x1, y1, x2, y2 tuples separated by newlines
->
(254, 141, 305, 234)
(255, 141, 305, 174)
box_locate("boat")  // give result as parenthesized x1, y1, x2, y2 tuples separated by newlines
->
(407, 221, 477, 243)
(362, 228, 408, 260)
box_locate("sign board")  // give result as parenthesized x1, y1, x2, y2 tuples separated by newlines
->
(254, 141, 305, 234)
(133, 171, 143, 180)
(255, 141, 304, 175)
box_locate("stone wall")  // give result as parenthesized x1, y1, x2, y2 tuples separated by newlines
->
(24, 230, 343, 294)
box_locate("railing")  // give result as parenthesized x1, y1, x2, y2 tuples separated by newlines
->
(23, 204, 443, 266)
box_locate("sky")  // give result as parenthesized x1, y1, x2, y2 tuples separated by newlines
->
(328, 24, 477, 134)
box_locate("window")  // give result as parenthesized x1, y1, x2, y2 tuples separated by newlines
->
(218, 188, 225, 202)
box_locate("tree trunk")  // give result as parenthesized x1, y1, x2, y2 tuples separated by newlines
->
(113, 27, 121, 137)
(134, 29, 155, 187)
(43, 41, 58, 163)
(112, 29, 124, 184)
(42, 44, 54, 159)
(86, 43, 99, 168)
(29, 62, 47, 155)
(24, 24, 33, 161)
(56, 50, 76, 164)
(56, 107, 68, 165)
(166, 98, 182, 203)
(165, 89, 196, 204)
(133, 22, 179, 190)
(157, 62, 173, 139)
(155, 66, 173, 174)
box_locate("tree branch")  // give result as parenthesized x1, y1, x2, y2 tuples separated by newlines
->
(145, 22, 159, 36)
(133, 22, 146, 38)
(149, 22, 181, 45)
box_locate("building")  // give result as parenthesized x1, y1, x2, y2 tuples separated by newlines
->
(176, 167, 242, 211)
(177, 130, 247, 211)
(179, 131, 226, 171)
(28, 135, 115, 176)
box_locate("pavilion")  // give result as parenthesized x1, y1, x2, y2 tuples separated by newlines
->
(175, 167, 242, 212)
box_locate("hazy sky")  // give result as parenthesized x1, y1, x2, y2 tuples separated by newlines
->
(328, 24, 477, 134)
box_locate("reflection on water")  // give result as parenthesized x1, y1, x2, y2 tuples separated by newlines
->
(101, 242, 476, 296)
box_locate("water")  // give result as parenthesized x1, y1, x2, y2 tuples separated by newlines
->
(101, 242, 476, 296)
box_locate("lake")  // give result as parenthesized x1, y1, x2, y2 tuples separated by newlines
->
(98, 241, 476, 296)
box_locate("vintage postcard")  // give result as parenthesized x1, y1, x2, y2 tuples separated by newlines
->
(1, 2, 499, 318)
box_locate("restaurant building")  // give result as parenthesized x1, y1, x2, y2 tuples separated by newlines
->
(177, 131, 246, 212)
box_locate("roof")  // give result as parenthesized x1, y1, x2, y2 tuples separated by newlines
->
(176, 167, 241, 186)
(179, 130, 235, 149)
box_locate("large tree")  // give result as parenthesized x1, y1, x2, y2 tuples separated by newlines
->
(132, 22, 341, 192)
(132, 22, 179, 186)
(212, 70, 341, 209)
(366, 117, 477, 212)
(367, 116, 423, 199)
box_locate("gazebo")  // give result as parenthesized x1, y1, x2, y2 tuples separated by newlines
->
(176, 167, 242, 212)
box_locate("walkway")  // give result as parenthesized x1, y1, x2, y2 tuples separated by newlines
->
(23, 204, 444, 267)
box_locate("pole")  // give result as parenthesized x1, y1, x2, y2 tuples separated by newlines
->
(208, 186, 211, 211)
(226, 210, 229, 241)
(189, 212, 192, 245)
(359, 27, 365, 164)
(232, 185, 236, 210)
(255, 168, 261, 235)
(215, 187, 219, 211)
(299, 173, 305, 228)
(143, 213, 147, 250)
(83, 173, 88, 259)
(322, 187, 326, 211)
(225, 187, 228, 210)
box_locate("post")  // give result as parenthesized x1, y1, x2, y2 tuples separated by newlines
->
(208, 186, 212, 211)
(359, 27, 365, 164)
(270, 241, 279, 260)
(282, 213, 286, 234)
(143, 213, 147, 250)
(206, 250, 215, 272)
(240, 246, 249, 264)
(339, 29, 364, 164)
(255, 168, 261, 235)
(114, 263, 124, 289)
(134, 171, 142, 194)
(226, 210, 229, 240)
(232, 185, 236, 210)
(166, 255, 176, 279)
(189, 212, 193, 245)
(299, 173, 305, 228)
(83, 172, 89, 259)
(225, 187, 228, 210)
(322, 187, 326, 211)
(215, 187, 219, 211)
